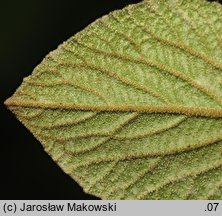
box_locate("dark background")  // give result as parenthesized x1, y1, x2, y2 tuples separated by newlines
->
(1, 0, 221, 199)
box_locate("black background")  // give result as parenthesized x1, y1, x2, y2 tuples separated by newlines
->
(1, 0, 221, 199)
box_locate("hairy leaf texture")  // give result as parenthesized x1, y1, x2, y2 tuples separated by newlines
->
(5, 0, 222, 199)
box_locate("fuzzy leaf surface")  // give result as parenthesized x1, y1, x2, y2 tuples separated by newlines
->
(5, 0, 222, 199)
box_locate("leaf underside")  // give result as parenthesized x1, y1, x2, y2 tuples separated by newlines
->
(5, 0, 222, 199)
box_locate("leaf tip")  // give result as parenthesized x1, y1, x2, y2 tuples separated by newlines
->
(4, 98, 11, 107)
(3, 97, 17, 110)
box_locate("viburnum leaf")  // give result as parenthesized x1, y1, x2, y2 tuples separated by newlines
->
(4, 0, 222, 199)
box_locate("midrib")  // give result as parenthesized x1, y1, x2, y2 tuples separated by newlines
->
(4, 98, 222, 118)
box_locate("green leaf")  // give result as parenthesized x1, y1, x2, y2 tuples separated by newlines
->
(4, 0, 222, 199)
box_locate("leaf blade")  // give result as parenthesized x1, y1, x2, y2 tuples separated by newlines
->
(5, 0, 222, 199)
